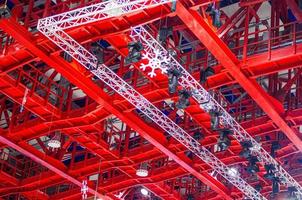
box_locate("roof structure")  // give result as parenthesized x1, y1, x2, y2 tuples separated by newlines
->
(0, 0, 302, 199)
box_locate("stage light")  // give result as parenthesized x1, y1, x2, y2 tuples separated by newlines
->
(246, 156, 260, 174)
(141, 188, 148, 196)
(270, 141, 280, 158)
(264, 164, 276, 180)
(136, 169, 148, 177)
(91, 43, 104, 65)
(125, 41, 144, 64)
(193, 130, 204, 141)
(167, 69, 181, 94)
(239, 141, 253, 158)
(217, 129, 232, 151)
(272, 177, 280, 194)
(176, 90, 191, 109)
(254, 184, 263, 192)
(158, 27, 173, 44)
(200, 67, 215, 84)
(48, 132, 61, 149)
(209, 110, 221, 130)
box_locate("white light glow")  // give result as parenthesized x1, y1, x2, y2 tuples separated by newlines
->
(136, 169, 148, 177)
(48, 139, 61, 148)
(140, 188, 148, 196)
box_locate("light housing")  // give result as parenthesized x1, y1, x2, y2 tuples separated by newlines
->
(136, 168, 149, 177)
(140, 188, 149, 196)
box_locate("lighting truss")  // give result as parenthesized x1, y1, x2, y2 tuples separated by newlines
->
(38, 29, 265, 200)
(130, 25, 302, 198)
(37, 3, 266, 200)
(37, 0, 174, 31)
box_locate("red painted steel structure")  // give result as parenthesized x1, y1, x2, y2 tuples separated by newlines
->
(0, 0, 302, 199)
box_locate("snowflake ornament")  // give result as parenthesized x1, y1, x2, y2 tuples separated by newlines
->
(140, 49, 171, 78)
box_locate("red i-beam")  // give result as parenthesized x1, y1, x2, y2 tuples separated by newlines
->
(176, 2, 302, 152)
(0, 18, 232, 199)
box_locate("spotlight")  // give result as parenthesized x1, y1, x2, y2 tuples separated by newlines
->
(136, 162, 149, 177)
(239, 141, 253, 158)
(91, 43, 104, 65)
(254, 184, 263, 192)
(185, 151, 194, 160)
(61, 51, 72, 63)
(176, 90, 191, 109)
(217, 129, 232, 151)
(158, 27, 173, 44)
(136, 169, 148, 177)
(200, 67, 215, 84)
(288, 186, 298, 199)
(246, 156, 260, 174)
(140, 188, 149, 196)
(167, 68, 181, 94)
(125, 41, 144, 64)
(193, 130, 204, 141)
(272, 177, 280, 194)
(270, 141, 280, 158)
(187, 194, 194, 200)
(48, 132, 61, 149)
(209, 110, 221, 130)
(264, 164, 276, 180)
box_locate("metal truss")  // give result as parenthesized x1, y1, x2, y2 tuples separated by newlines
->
(130, 25, 302, 198)
(37, 7, 266, 200)
(37, 0, 173, 31)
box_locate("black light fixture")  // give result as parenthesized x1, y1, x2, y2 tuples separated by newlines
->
(239, 141, 253, 158)
(61, 51, 72, 63)
(167, 68, 181, 94)
(200, 67, 215, 84)
(209, 109, 221, 130)
(254, 183, 263, 192)
(176, 90, 191, 109)
(270, 141, 280, 158)
(272, 176, 280, 194)
(125, 41, 144, 64)
(158, 27, 173, 44)
(91, 42, 104, 65)
(288, 186, 298, 199)
(187, 194, 195, 200)
(264, 164, 276, 180)
(217, 129, 232, 151)
(193, 130, 204, 141)
(246, 156, 260, 174)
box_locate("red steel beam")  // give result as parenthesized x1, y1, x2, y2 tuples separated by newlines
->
(0, 18, 231, 199)
(0, 131, 109, 200)
(176, 2, 302, 152)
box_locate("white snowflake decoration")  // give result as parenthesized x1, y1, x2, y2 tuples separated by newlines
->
(140, 49, 170, 78)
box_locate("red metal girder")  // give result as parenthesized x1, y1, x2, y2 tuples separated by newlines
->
(286, 0, 302, 22)
(0, 74, 61, 120)
(0, 132, 109, 200)
(176, 2, 302, 152)
(0, 18, 231, 198)
(0, 171, 19, 186)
